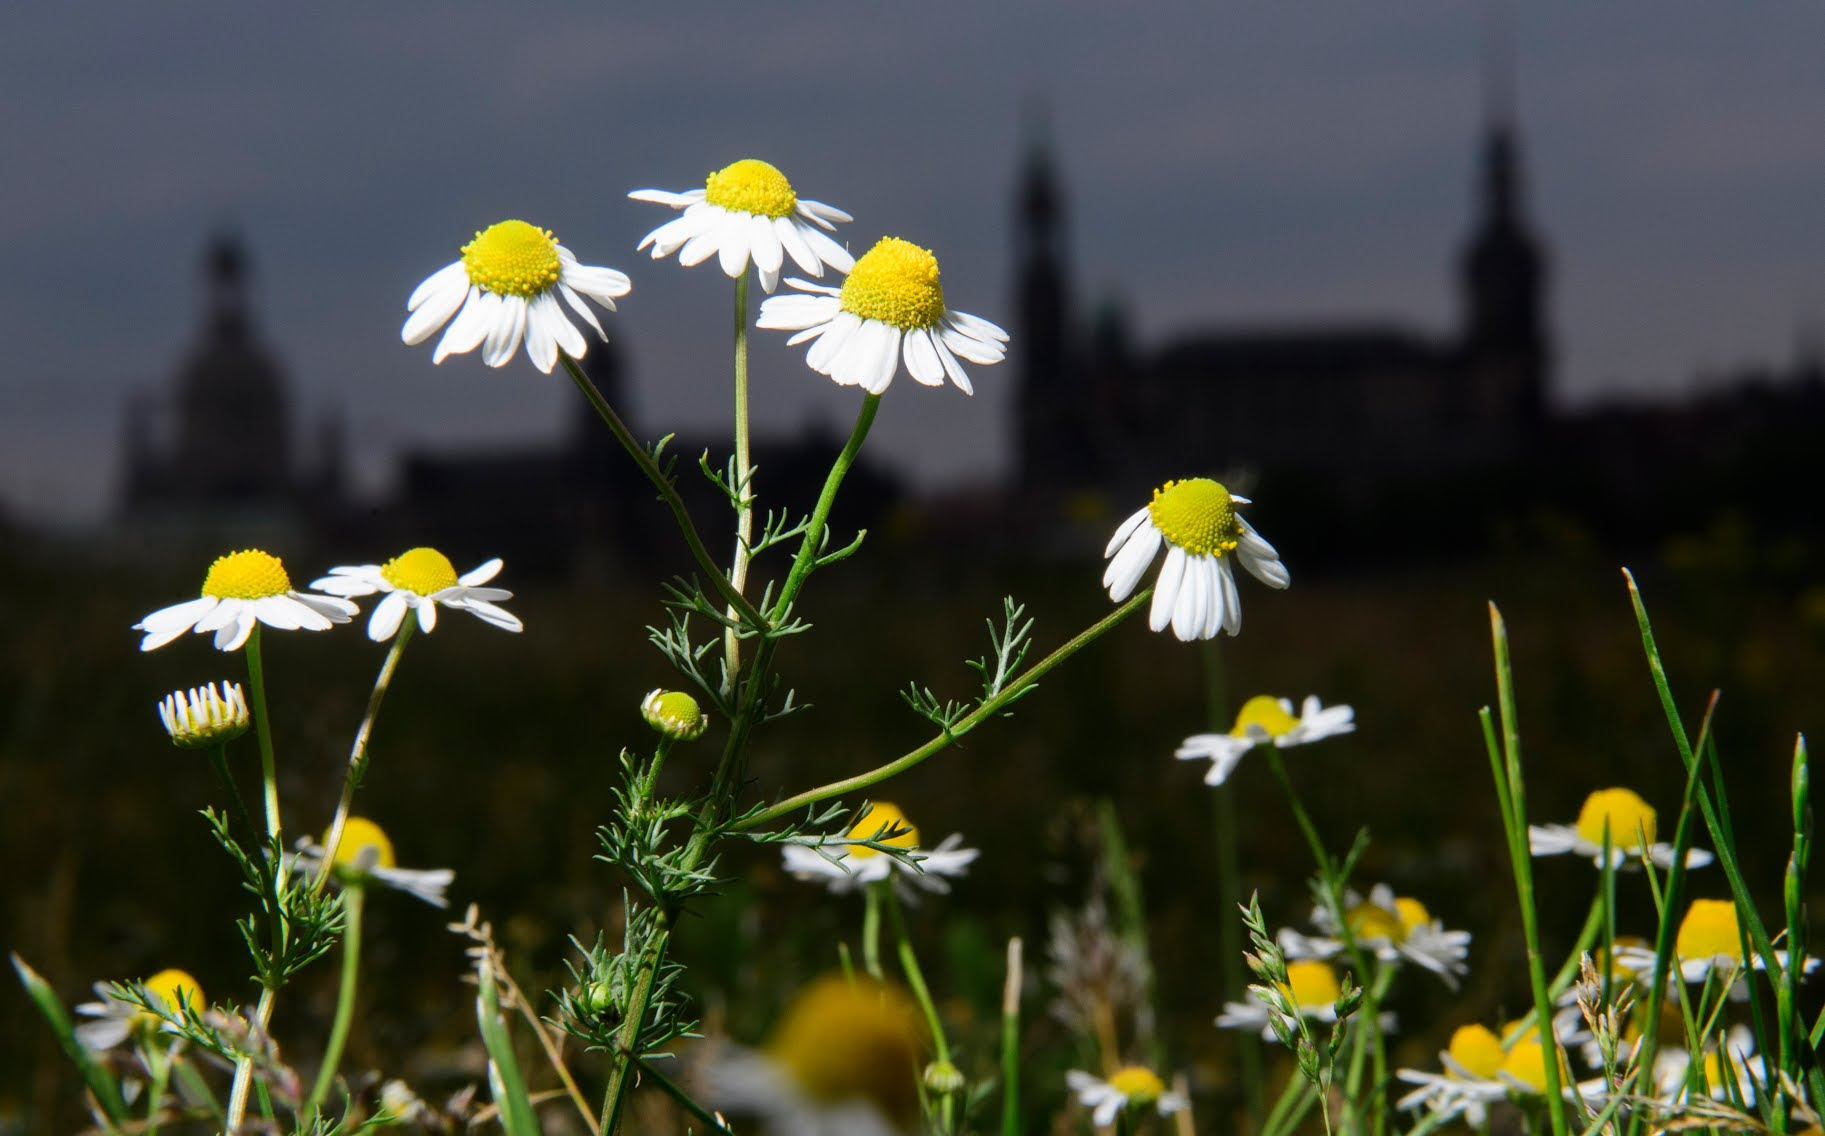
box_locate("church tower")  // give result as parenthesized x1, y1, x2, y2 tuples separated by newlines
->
(1458, 35, 1550, 436)
(1013, 108, 1090, 490)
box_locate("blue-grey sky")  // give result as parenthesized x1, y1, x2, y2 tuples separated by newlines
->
(4, 4, 1824, 523)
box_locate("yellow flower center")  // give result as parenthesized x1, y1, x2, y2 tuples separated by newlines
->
(331, 816, 398, 871)
(839, 237, 946, 331)
(1347, 896, 1429, 942)
(380, 547, 459, 596)
(200, 549, 292, 600)
(1446, 1024, 1504, 1080)
(703, 158, 798, 218)
(1230, 694, 1298, 739)
(1108, 1066, 1166, 1106)
(1280, 959, 1342, 1010)
(1147, 478, 1241, 557)
(461, 220, 562, 299)
(846, 802, 921, 860)
(767, 975, 924, 1123)
(1574, 787, 1659, 849)
(135, 968, 203, 1032)
(1500, 1038, 1550, 1093)
(1675, 898, 1742, 962)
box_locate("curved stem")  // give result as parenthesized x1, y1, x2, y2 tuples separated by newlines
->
(723, 273, 754, 692)
(559, 353, 769, 633)
(314, 625, 413, 898)
(736, 590, 1150, 831)
(243, 627, 282, 850)
(305, 885, 364, 1122)
(886, 886, 954, 1132)
(224, 986, 277, 1134)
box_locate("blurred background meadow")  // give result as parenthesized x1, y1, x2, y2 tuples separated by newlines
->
(3, 3, 1824, 1132)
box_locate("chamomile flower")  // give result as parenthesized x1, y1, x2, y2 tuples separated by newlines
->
(757, 236, 1008, 395)
(1529, 787, 1714, 869)
(157, 681, 250, 748)
(1614, 898, 1821, 992)
(293, 817, 453, 907)
(1066, 1067, 1189, 1129)
(401, 220, 630, 374)
(134, 549, 357, 652)
(1294, 884, 1472, 990)
(1175, 694, 1354, 785)
(1103, 478, 1288, 641)
(311, 548, 520, 641)
(641, 689, 709, 741)
(1216, 959, 1378, 1039)
(630, 158, 854, 292)
(704, 973, 926, 1136)
(75, 969, 204, 1052)
(1395, 1024, 1513, 1125)
(780, 802, 978, 898)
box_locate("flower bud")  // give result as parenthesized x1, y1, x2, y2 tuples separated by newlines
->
(641, 689, 708, 741)
(158, 682, 250, 748)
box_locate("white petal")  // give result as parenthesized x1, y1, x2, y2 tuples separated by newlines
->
(402, 263, 471, 344)
(638, 212, 706, 257)
(193, 598, 244, 632)
(368, 592, 409, 641)
(523, 293, 560, 373)
(1217, 557, 1242, 636)
(1171, 555, 1208, 640)
(902, 328, 946, 386)
(797, 198, 854, 228)
(800, 225, 853, 272)
(416, 595, 438, 633)
(677, 228, 721, 267)
(250, 596, 309, 631)
(294, 593, 357, 622)
(216, 610, 257, 651)
(748, 213, 784, 277)
(1104, 505, 1151, 557)
(561, 262, 631, 302)
(556, 282, 608, 342)
(432, 287, 491, 363)
(948, 309, 1009, 343)
(756, 294, 839, 331)
(626, 188, 697, 207)
(1238, 519, 1290, 588)
(457, 599, 522, 632)
(858, 322, 902, 394)
(482, 295, 528, 367)
(776, 216, 822, 276)
(715, 212, 752, 278)
(1102, 523, 1161, 600)
(459, 558, 503, 586)
(931, 337, 975, 394)
(940, 321, 1008, 365)
(1150, 545, 1188, 632)
(805, 311, 862, 375)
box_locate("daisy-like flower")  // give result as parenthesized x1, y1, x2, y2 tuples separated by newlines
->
(1175, 694, 1353, 785)
(1615, 898, 1821, 993)
(401, 219, 630, 374)
(75, 968, 204, 1052)
(1529, 787, 1715, 870)
(757, 236, 1008, 395)
(630, 158, 854, 293)
(134, 549, 358, 652)
(1216, 959, 1386, 1039)
(1293, 884, 1472, 990)
(780, 802, 978, 898)
(1065, 1067, 1189, 1129)
(704, 973, 927, 1136)
(157, 681, 250, 748)
(311, 548, 520, 642)
(1103, 478, 1288, 641)
(1652, 1025, 1767, 1106)
(1397, 1022, 1596, 1122)
(641, 689, 709, 741)
(293, 816, 454, 907)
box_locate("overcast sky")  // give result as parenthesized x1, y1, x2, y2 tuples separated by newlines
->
(4, 4, 1824, 524)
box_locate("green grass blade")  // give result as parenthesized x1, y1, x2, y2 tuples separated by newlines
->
(11, 953, 130, 1127)
(476, 961, 541, 1136)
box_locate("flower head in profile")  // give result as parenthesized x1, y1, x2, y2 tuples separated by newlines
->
(630, 159, 854, 292)
(75, 968, 205, 1052)
(1175, 694, 1353, 785)
(134, 549, 357, 652)
(781, 802, 978, 898)
(641, 689, 709, 741)
(1614, 898, 1821, 993)
(1104, 478, 1287, 641)
(402, 220, 630, 374)
(1396, 1022, 1583, 1123)
(1529, 787, 1714, 870)
(1217, 959, 1366, 1039)
(158, 681, 250, 748)
(1291, 884, 1471, 989)
(293, 816, 453, 907)
(757, 236, 1008, 395)
(704, 973, 927, 1136)
(312, 549, 520, 641)
(1066, 1066, 1188, 1129)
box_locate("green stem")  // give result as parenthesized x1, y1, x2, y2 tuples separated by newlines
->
(305, 884, 365, 1123)
(243, 626, 282, 851)
(639, 738, 675, 807)
(1483, 603, 1569, 1136)
(598, 928, 667, 1135)
(886, 886, 955, 1132)
(224, 986, 277, 1135)
(314, 624, 413, 898)
(142, 1038, 175, 1136)
(559, 353, 769, 633)
(723, 273, 754, 693)
(736, 590, 1150, 831)
(1001, 937, 1023, 1136)
(635, 1058, 735, 1134)
(862, 882, 886, 980)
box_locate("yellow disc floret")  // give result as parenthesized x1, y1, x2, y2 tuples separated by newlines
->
(461, 220, 562, 299)
(1675, 898, 1742, 962)
(1108, 1066, 1166, 1107)
(1445, 1024, 1504, 1080)
(136, 968, 204, 1032)
(1574, 787, 1658, 849)
(766, 974, 925, 1123)
(1147, 478, 1242, 557)
(1281, 959, 1342, 1010)
(1500, 1037, 1550, 1093)
(331, 816, 398, 872)
(201, 549, 292, 600)
(845, 802, 920, 860)
(840, 238, 946, 331)
(1394, 897, 1432, 935)
(380, 547, 460, 596)
(1231, 694, 1298, 739)
(704, 158, 798, 218)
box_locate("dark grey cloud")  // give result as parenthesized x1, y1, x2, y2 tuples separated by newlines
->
(4, 3, 1824, 520)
